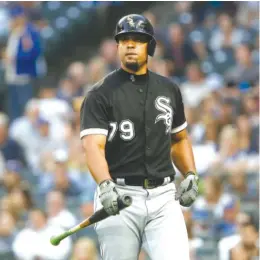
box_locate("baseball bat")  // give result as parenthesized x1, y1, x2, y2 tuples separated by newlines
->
(50, 195, 132, 246)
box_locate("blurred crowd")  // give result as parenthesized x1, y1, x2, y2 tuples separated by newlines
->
(0, 1, 259, 260)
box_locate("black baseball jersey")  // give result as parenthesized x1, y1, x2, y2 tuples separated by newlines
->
(80, 68, 187, 178)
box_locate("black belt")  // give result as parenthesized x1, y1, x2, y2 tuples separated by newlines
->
(113, 175, 174, 189)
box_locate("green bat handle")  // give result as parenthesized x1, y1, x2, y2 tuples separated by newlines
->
(50, 227, 79, 246)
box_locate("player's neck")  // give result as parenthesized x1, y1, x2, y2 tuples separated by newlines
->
(121, 63, 148, 75)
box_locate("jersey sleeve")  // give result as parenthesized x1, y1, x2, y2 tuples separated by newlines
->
(80, 90, 109, 139)
(171, 85, 187, 134)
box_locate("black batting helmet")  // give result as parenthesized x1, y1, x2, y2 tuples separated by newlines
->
(114, 14, 156, 57)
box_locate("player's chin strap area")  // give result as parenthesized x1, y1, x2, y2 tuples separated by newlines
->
(113, 175, 175, 189)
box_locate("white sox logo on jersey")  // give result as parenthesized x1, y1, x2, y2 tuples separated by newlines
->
(154, 96, 173, 134)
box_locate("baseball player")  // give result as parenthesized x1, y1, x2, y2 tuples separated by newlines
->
(80, 14, 199, 260)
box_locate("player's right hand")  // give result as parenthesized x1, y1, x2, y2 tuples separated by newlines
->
(99, 179, 120, 215)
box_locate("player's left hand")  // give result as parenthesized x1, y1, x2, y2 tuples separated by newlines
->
(175, 172, 199, 207)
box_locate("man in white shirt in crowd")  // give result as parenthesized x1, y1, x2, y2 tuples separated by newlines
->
(181, 62, 212, 108)
(46, 190, 77, 230)
(12, 208, 72, 260)
(9, 98, 40, 169)
(37, 86, 73, 145)
(26, 116, 63, 174)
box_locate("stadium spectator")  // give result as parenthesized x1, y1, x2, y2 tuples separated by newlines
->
(0, 112, 27, 167)
(84, 56, 108, 91)
(214, 198, 241, 238)
(56, 75, 79, 104)
(240, 91, 259, 126)
(209, 13, 244, 51)
(37, 86, 73, 145)
(210, 125, 259, 176)
(0, 151, 5, 180)
(38, 149, 82, 197)
(142, 10, 164, 42)
(27, 117, 62, 173)
(150, 40, 167, 61)
(218, 212, 252, 260)
(0, 210, 16, 257)
(78, 165, 96, 220)
(12, 208, 72, 260)
(227, 170, 259, 203)
(225, 44, 259, 86)
(99, 39, 119, 71)
(182, 208, 204, 259)
(67, 62, 88, 93)
(149, 58, 171, 78)
(22, 2, 48, 30)
(46, 190, 77, 230)
(1, 160, 22, 193)
(236, 1, 259, 31)
(236, 114, 254, 153)
(3, 5, 46, 121)
(71, 237, 98, 260)
(9, 98, 40, 147)
(65, 96, 84, 143)
(190, 36, 209, 63)
(164, 23, 198, 77)
(230, 221, 259, 260)
(9, 98, 40, 169)
(191, 175, 238, 238)
(8, 183, 34, 228)
(181, 62, 212, 107)
(184, 106, 204, 144)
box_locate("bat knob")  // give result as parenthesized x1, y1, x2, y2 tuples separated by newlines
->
(50, 236, 60, 246)
(118, 195, 132, 210)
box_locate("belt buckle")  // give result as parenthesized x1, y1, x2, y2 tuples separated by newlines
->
(144, 179, 157, 189)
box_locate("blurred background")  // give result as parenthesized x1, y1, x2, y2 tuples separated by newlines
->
(0, 1, 259, 260)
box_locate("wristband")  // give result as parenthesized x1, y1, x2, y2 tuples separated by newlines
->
(185, 171, 199, 182)
(185, 171, 196, 178)
(99, 179, 114, 186)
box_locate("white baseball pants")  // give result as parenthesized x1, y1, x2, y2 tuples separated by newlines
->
(94, 182, 190, 260)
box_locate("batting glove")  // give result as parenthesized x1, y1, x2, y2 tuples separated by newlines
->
(99, 179, 120, 216)
(175, 172, 199, 207)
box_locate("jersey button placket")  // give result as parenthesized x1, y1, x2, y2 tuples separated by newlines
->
(138, 88, 145, 106)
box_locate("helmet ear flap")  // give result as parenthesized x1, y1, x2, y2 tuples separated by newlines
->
(148, 38, 156, 56)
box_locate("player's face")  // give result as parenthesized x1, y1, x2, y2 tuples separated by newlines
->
(118, 34, 148, 72)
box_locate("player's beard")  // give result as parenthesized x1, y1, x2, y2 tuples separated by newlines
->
(125, 61, 139, 72)
(124, 57, 147, 72)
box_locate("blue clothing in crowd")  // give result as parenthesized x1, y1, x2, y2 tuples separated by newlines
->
(0, 138, 27, 167)
(5, 6, 46, 121)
